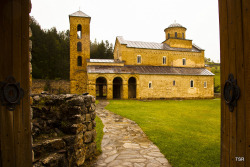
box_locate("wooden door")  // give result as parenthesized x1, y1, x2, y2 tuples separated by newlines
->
(219, 0, 250, 166)
(0, 0, 32, 166)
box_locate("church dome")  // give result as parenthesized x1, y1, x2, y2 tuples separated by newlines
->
(168, 22, 185, 28)
(164, 21, 187, 40)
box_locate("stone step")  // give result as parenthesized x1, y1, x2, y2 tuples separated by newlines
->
(33, 153, 68, 167)
(33, 138, 66, 159)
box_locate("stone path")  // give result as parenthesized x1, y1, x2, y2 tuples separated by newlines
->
(94, 100, 172, 167)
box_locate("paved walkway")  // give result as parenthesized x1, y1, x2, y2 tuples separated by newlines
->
(94, 100, 171, 167)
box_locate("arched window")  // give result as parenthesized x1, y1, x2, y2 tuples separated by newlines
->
(77, 56, 82, 66)
(163, 56, 166, 64)
(182, 33, 185, 39)
(182, 58, 186, 65)
(148, 81, 152, 88)
(190, 80, 194, 88)
(175, 32, 177, 38)
(204, 81, 207, 88)
(77, 42, 82, 51)
(77, 24, 82, 39)
(168, 33, 170, 39)
(137, 55, 141, 64)
(173, 80, 176, 86)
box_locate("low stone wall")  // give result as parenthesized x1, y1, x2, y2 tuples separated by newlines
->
(32, 79, 70, 94)
(214, 93, 221, 98)
(31, 94, 96, 167)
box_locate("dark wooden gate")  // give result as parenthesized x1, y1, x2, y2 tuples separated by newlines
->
(219, 0, 250, 166)
(0, 0, 32, 166)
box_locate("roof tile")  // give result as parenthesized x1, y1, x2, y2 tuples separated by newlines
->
(69, 10, 90, 18)
(87, 65, 214, 76)
(116, 36, 203, 52)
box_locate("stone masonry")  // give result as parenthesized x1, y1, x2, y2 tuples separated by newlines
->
(31, 94, 96, 166)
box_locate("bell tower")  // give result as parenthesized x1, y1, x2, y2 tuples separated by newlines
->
(69, 10, 91, 94)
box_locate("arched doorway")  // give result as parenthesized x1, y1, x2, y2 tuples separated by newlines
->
(128, 77, 136, 99)
(113, 77, 123, 99)
(96, 77, 107, 99)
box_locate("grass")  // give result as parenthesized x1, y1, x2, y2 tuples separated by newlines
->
(94, 99, 104, 155)
(95, 100, 99, 105)
(106, 99, 220, 167)
(95, 115, 104, 154)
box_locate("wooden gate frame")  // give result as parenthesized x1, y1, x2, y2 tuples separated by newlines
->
(219, 0, 250, 166)
(0, 0, 32, 166)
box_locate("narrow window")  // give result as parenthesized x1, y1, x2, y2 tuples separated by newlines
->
(183, 58, 186, 65)
(173, 80, 175, 86)
(77, 42, 82, 51)
(149, 81, 152, 88)
(168, 33, 170, 39)
(163, 56, 166, 64)
(77, 24, 82, 39)
(204, 81, 207, 88)
(190, 80, 194, 88)
(182, 33, 184, 39)
(77, 56, 82, 66)
(137, 55, 141, 64)
(175, 32, 177, 38)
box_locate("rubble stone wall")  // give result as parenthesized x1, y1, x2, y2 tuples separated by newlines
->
(31, 94, 96, 167)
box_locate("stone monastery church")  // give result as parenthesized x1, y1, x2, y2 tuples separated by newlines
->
(69, 10, 214, 99)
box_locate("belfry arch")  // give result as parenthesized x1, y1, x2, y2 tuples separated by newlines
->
(96, 77, 107, 99)
(113, 77, 123, 99)
(77, 24, 82, 39)
(128, 77, 136, 99)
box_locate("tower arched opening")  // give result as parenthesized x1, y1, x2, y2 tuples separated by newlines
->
(77, 42, 82, 51)
(77, 56, 82, 66)
(77, 24, 82, 39)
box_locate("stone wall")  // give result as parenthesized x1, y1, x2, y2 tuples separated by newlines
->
(31, 94, 96, 166)
(32, 79, 70, 94)
(138, 74, 214, 99)
(164, 27, 187, 40)
(214, 93, 221, 98)
(113, 39, 205, 68)
(87, 73, 214, 99)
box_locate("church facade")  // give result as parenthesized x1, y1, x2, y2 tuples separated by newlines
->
(69, 11, 214, 99)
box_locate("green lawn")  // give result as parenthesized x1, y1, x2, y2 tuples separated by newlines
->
(106, 99, 220, 167)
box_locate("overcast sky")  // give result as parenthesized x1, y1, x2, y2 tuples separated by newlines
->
(30, 0, 220, 62)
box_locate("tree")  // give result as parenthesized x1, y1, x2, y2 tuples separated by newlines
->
(30, 17, 70, 80)
(90, 39, 114, 59)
